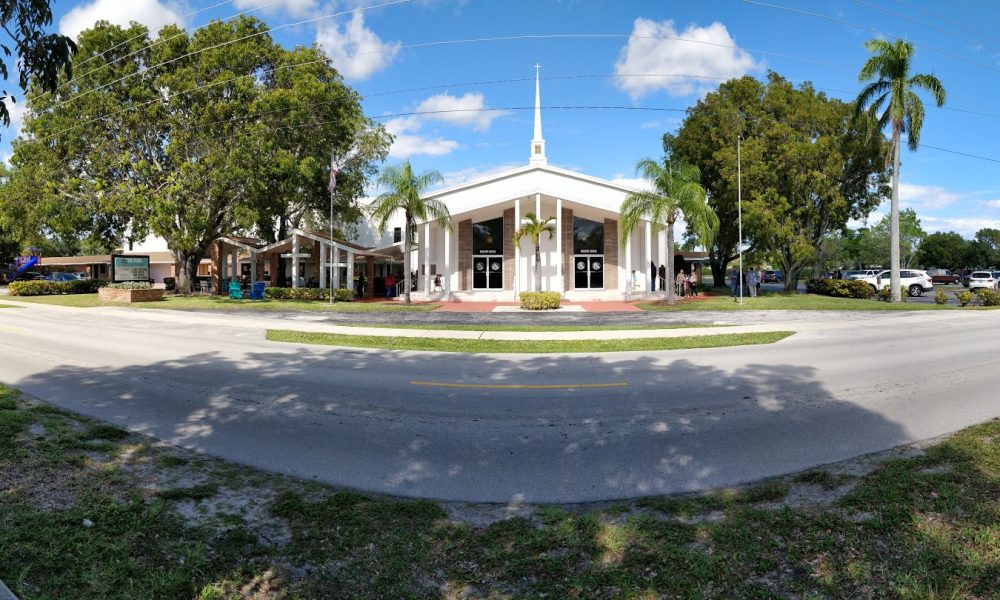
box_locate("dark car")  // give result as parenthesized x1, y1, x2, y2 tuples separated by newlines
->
(44, 272, 84, 282)
(763, 270, 783, 283)
(928, 269, 960, 285)
(15, 271, 46, 281)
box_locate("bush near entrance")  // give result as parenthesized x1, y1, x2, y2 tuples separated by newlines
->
(7, 279, 105, 296)
(264, 287, 354, 302)
(804, 278, 874, 299)
(519, 291, 561, 310)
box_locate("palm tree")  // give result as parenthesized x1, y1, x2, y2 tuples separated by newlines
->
(369, 160, 451, 304)
(854, 38, 945, 302)
(513, 212, 556, 292)
(620, 158, 718, 305)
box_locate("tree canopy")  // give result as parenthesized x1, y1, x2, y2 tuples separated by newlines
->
(6, 17, 388, 292)
(667, 73, 890, 289)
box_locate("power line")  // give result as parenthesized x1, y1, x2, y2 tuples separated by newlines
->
(45, 0, 413, 113)
(851, 0, 1000, 55)
(54, 0, 287, 98)
(741, 0, 1000, 75)
(918, 144, 1000, 165)
(886, 0, 1000, 46)
(68, 0, 239, 74)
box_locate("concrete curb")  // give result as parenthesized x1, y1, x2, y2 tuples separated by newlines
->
(0, 578, 18, 600)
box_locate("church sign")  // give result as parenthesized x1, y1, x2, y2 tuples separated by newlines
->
(111, 255, 151, 282)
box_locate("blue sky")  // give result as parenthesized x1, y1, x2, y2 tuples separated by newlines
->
(4, 0, 1000, 236)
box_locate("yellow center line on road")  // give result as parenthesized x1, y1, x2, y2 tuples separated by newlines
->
(409, 380, 629, 390)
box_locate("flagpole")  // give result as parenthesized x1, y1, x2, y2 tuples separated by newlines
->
(329, 155, 336, 305)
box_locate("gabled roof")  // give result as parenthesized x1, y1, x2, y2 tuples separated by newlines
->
(423, 163, 641, 200)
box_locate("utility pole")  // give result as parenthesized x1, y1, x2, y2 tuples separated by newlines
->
(737, 134, 743, 305)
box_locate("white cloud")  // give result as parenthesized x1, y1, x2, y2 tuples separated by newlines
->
(384, 116, 458, 159)
(414, 93, 507, 131)
(316, 12, 400, 80)
(60, 0, 184, 40)
(920, 216, 1000, 238)
(898, 182, 961, 211)
(233, 0, 319, 18)
(614, 18, 760, 99)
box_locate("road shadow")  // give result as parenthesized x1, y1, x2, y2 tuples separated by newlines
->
(13, 344, 910, 503)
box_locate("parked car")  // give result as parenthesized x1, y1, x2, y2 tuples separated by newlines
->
(927, 269, 961, 285)
(846, 269, 880, 281)
(44, 272, 85, 282)
(967, 271, 997, 291)
(857, 269, 934, 297)
(763, 270, 783, 283)
(14, 271, 45, 281)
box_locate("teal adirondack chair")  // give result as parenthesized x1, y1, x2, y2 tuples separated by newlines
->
(228, 280, 242, 300)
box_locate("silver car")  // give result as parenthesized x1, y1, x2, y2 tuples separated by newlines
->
(967, 271, 997, 291)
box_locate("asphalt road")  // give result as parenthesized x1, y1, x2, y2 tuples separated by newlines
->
(1, 302, 998, 504)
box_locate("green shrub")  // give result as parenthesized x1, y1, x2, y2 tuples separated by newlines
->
(976, 288, 1000, 306)
(104, 281, 153, 290)
(804, 278, 874, 299)
(956, 290, 976, 307)
(876, 285, 908, 302)
(519, 291, 561, 310)
(264, 287, 353, 301)
(8, 279, 106, 296)
(934, 289, 949, 305)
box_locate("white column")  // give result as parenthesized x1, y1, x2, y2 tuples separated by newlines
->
(535, 193, 542, 290)
(230, 249, 238, 285)
(251, 251, 257, 284)
(424, 221, 431, 293)
(625, 228, 632, 292)
(346, 251, 354, 295)
(291, 235, 300, 288)
(513, 197, 521, 297)
(658, 228, 667, 292)
(444, 222, 451, 293)
(319, 243, 327, 289)
(555, 197, 563, 293)
(332, 246, 340, 289)
(644, 220, 653, 292)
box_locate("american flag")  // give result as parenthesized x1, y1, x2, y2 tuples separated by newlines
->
(328, 155, 339, 193)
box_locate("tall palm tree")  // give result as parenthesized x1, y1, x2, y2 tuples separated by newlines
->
(369, 160, 451, 304)
(620, 158, 718, 305)
(513, 212, 556, 292)
(854, 38, 945, 302)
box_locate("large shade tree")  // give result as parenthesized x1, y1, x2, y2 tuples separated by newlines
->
(369, 161, 450, 304)
(8, 18, 387, 293)
(513, 212, 556, 293)
(620, 158, 718, 304)
(854, 38, 946, 301)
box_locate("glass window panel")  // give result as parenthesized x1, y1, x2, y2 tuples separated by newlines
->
(573, 217, 604, 255)
(473, 218, 504, 255)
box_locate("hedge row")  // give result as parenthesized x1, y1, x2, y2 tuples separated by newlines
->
(957, 288, 1000, 307)
(105, 281, 153, 290)
(264, 287, 354, 302)
(804, 278, 874, 299)
(8, 279, 106, 296)
(519, 291, 561, 310)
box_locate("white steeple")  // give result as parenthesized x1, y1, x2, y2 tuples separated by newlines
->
(529, 63, 547, 166)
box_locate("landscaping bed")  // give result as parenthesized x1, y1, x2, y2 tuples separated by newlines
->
(2, 383, 998, 598)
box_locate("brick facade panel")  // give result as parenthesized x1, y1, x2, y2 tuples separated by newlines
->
(503, 208, 514, 291)
(562, 207, 573, 290)
(604, 218, 619, 290)
(458, 219, 471, 291)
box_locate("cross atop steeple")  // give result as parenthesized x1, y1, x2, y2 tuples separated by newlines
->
(530, 63, 547, 166)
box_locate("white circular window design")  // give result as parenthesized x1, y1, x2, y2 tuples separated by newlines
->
(591, 261, 602, 271)
(576, 261, 586, 270)
(475, 263, 485, 271)
(490, 262, 501, 271)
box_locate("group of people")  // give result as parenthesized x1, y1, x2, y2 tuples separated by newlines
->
(730, 267, 764, 300)
(631, 264, 703, 297)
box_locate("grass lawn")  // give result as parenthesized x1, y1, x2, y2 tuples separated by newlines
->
(640, 291, 965, 311)
(355, 323, 720, 332)
(1, 294, 439, 312)
(266, 329, 793, 353)
(2, 383, 998, 598)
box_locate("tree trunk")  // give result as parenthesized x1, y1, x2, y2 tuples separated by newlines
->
(665, 220, 676, 304)
(403, 212, 412, 304)
(709, 246, 729, 289)
(173, 250, 203, 295)
(534, 241, 541, 292)
(890, 129, 902, 302)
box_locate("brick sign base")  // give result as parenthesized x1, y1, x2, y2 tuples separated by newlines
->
(98, 288, 165, 303)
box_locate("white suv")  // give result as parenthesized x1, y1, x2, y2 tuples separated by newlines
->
(858, 269, 934, 297)
(846, 269, 880, 280)
(967, 271, 997, 291)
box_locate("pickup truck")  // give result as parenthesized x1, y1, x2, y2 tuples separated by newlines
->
(927, 269, 960, 285)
